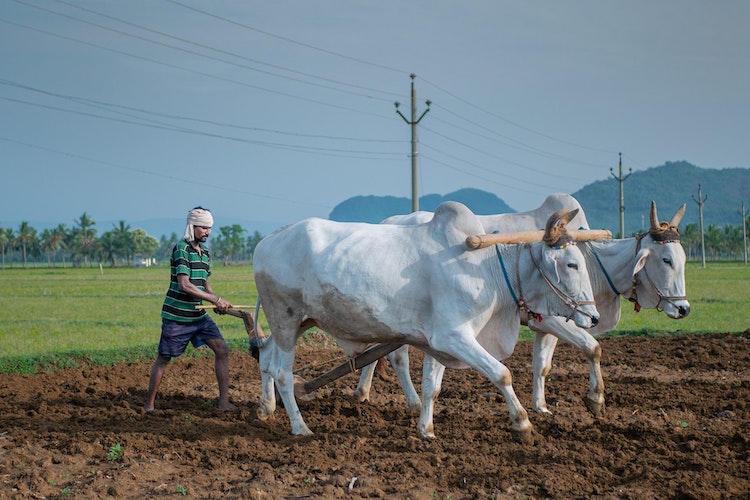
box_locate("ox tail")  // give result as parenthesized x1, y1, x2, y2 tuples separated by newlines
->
(249, 295, 267, 361)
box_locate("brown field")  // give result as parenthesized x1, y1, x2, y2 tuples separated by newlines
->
(1, 332, 748, 499)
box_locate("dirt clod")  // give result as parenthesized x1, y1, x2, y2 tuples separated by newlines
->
(1, 333, 748, 498)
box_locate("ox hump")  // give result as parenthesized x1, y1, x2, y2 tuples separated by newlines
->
(430, 201, 484, 238)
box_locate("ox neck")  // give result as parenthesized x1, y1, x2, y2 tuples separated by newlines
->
(583, 238, 640, 301)
(493, 243, 540, 320)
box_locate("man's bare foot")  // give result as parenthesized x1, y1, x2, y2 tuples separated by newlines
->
(143, 404, 154, 412)
(218, 402, 238, 411)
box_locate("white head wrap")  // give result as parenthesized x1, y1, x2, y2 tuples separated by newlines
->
(184, 207, 214, 242)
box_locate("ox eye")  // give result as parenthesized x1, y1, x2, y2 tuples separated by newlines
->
(567, 263, 579, 270)
(663, 258, 672, 265)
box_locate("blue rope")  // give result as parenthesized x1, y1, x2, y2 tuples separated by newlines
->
(588, 242, 621, 295)
(494, 244, 520, 305)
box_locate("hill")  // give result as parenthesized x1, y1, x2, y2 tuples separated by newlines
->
(328, 188, 515, 223)
(330, 162, 750, 235)
(573, 161, 750, 235)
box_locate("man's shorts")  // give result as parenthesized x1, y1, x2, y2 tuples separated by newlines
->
(158, 315, 224, 359)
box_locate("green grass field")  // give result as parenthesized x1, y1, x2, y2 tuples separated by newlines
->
(1, 262, 748, 373)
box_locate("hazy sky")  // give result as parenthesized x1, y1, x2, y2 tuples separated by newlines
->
(2, 0, 749, 234)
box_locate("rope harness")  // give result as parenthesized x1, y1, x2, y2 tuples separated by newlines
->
(495, 242, 597, 323)
(588, 234, 687, 313)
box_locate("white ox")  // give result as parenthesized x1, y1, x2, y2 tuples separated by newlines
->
(354, 194, 690, 416)
(252, 201, 600, 439)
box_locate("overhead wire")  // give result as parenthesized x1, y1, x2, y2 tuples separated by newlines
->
(4, 0, 623, 204)
(0, 135, 333, 210)
(47, 0, 402, 101)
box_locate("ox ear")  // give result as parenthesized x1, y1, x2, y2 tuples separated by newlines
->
(633, 248, 650, 276)
(543, 248, 563, 283)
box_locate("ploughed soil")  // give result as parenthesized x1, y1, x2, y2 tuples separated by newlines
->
(1, 332, 749, 499)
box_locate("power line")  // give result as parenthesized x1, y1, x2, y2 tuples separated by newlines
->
(0, 78, 404, 144)
(4, 1, 624, 198)
(0, 17, 395, 121)
(12, 0, 397, 103)
(0, 135, 333, 210)
(0, 95, 404, 159)
(165, 0, 406, 75)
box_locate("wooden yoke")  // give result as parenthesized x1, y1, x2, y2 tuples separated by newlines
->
(465, 229, 612, 250)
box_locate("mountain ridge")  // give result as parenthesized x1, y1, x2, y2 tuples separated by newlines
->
(330, 161, 749, 235)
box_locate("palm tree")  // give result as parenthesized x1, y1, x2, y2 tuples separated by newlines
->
(71, 212, 97, 267)
(40, 224, 68, 268)
(0, 227, 13, 269)
(98, 231, 118, 267)
(681, 223, 700, 261)
(704, 224, 723, 260)
(110, 220, 132, 265)
(14, 222, 38, 268)
(723, 224, 744, 260)
(53, 224, 69, 266)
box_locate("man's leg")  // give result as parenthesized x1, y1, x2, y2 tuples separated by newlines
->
(205, 337, 237, 411)
(144, 355, 170, 411)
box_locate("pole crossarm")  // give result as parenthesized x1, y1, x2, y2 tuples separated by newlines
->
(394, 73, 430, 213)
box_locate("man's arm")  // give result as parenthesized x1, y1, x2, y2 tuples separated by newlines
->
(177, 274, 232, 313)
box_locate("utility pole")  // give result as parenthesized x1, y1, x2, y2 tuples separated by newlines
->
(739, 201, 748, 265)
(609, 152, 631, 238)
(395, 74, 430, 212)
(692, 184, 707, 268)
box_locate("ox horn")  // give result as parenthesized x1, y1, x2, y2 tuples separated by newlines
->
(670, 203, 686, 228)
(464, 228, 612, 249)
(649, 201, 659, 231)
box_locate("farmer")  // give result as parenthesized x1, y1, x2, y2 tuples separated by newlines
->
(144, 206, 237, 412)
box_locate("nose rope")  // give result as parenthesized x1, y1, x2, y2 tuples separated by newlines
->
(638, 266, 688, 313)
(630, 234, 688, 313)
(524, 243, 596, 322)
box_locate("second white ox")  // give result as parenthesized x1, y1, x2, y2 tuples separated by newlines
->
(253, 201, 599, 438)
(354, 194, 690, 416)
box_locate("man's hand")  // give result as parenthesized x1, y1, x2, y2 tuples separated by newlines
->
(214, 296, 232, 314)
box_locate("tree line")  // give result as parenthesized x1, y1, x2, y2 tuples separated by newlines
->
(1, 214, 747, 269)
(0, 212, 264, 269)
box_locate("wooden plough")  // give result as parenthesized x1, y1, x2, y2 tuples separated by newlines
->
(200, 305, 401, 397)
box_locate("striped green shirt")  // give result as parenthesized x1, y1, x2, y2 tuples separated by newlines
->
(161, 239, 212, 323)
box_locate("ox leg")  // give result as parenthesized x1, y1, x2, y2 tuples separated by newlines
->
(388, 346, 421, 410)
(418, 355, 445, 439)
(531, 332, 559, 413)
(353, 362, 376, 403)
(530, 317, 605, 416)
(257, 339, 312, 436)
(421, 342, 533, 442)
(353, 346, 420, 410)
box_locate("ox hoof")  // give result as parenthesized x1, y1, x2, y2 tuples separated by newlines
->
(256, 399, 276, 421)
(585, 397, 605, 416)
(292, 424, 313, 436)
(532, 406, 552, 414)
(417, 425, 436, 439)
(352, 389, 369, 403)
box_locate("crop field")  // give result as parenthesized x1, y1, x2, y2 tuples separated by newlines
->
(1, 262, 747, 367)
(0, 262, 749, 498)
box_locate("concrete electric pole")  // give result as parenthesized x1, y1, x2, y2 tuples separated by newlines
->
(692, 184, 708, 268)
(739, 201, 747, 265)
(610, 152, 631, 238)
(395, 74, 430, 212)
